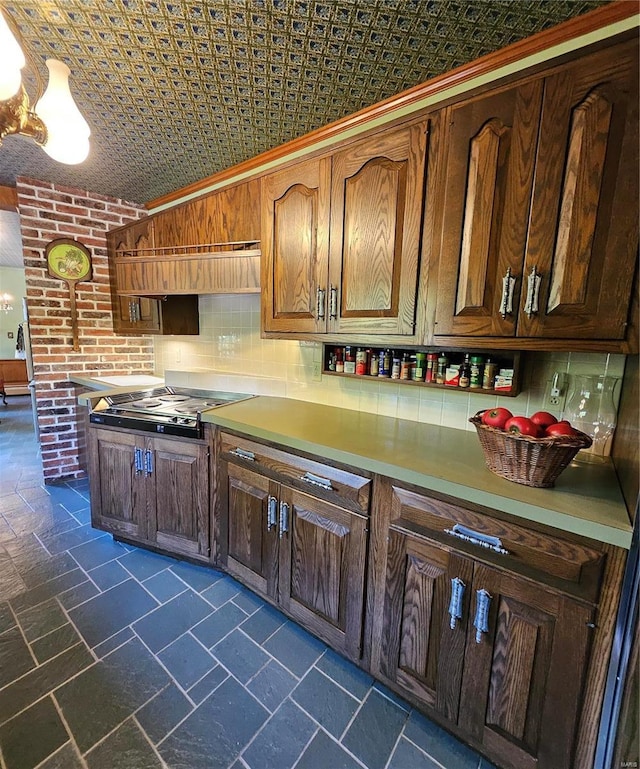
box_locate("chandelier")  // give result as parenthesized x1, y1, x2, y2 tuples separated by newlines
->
(0, 5, 90, 164)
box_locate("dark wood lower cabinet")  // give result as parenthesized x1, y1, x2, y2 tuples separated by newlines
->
(369, 477, 602, 769)
(219, 436, 369, 661)
(88, 426, 211, 561)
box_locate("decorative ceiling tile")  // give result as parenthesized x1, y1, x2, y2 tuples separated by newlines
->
(0, 0, 607, 205)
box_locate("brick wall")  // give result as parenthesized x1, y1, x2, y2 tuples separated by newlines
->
(16, 177, 155, 483)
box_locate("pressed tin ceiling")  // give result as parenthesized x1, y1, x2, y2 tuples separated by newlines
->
(0, 0, 609, 207)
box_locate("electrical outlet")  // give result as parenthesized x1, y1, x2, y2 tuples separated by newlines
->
(312, 361, 323, 382)
(543, 372, 567, 412)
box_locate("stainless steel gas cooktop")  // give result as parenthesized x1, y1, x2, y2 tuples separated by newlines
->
(88, 386, 253, 438)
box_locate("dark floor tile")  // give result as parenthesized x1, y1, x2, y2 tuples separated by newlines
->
(17, 598, 67, 641)
(0, 558, 27, 601)
(16, 551, 78, 590)
(212, 629, 270, 684)
(30, 623, 83, 664)
(0, 626, 36, 688)
(134, 589, 213, 653)
(39, 524, 106, 556)
(242, 699, 316, 769)
(142, 569, 187, 603)
(9, 568, 86, 613)
(263, 622, 326, 678)
(296, 730, 362, 769)
(69, 578, 158, 648)
(342, 689, 409, 769)
(93, 627, 134, 659)
(201, 575, 241, 607)
(85, 718, 163, 769)
(118, 548, 174, 581)
(247, 660, 298, 712)
(231, 587, 265, 615)
(70, 507, 91, 525)
(0, 696, 69, 769)
(0, 602, 16, 634)
(316, 649, 373, 701)
(372, 681, 411, 713)
(88, 559, 130, 591)
(169, 561, 224, 592)
(136, 683, 194, 745)
(292, 668, 359, 739)
(158, 677, 269, 769)
(158, 633, 215, 690)
(388, 737, 440, 769)
(188, 664, 228, 704)
(70, 536, 128, 571)
(36, 742, 85, 769)
(404, 710, 480, 769)
(56, 637, 169, 753)
(192, 602, 248, 649)
(56, 579, 100, 611)
(44, 484, 89, 513)
(0, 643, 93, 725)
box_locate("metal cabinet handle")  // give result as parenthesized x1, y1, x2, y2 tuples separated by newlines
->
(128, 301, 135, 323)
(279, 501, 289, 539)
(329, 286, 338, 319)
(445, 523, 508, 555)
(300, 472, 333, 491)
(499, 268, 516, 318)
(473, 589, 492, 643)
(524, 265, 542, 318)
(448, 577, 465, 630)
(144, 449, 153, 476)
(230, 448, 255, 462)
(134, 447, 143, 475)
(316, 287, 326, 320)
(267, 495, 278, 531)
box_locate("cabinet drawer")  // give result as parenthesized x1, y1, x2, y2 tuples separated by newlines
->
(384, 481, 604, 602)
(220, 432, 371, 514)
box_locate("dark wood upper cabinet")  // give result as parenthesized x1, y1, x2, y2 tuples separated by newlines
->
(261, 121, 428, 338)
(431, 37, 638, 346)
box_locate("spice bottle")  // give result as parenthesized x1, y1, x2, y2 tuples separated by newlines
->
(344, 346, 356, 374)
(426, 352, 438, 383)
(436, 354, 449, 385)
(379, 349, 391, 378)
(335, 347, 344, 373)
(483, 358, 497, 390)
(414, 352, 426, 381)
(369, 350, 379, 377)
(470, 355, 484, 389)
(458, 354, 471, 388)
(355, 348, 367, 375)
(391, 354, 401, 379)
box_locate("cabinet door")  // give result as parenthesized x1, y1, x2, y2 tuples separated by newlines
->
(88, 428, 146, 540)
(147, 437, 210, 561)
(433, 81, 543, 337)
(372, 530, 474, 722)
(459, 563, 593, 769)
(328, 123, 428, 335)
(222, 461, 279, 599)
(114, 295, 161, 333)
(261, 157, 331, 333)
(278, 486, 368, 661)
(518, 39, 638, 339)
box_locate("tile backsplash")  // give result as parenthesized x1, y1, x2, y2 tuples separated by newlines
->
(154, 294, 626, 450)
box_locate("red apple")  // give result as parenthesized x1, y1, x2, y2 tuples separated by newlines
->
(504, 416, 541, 437)
(545, 422, 577, 437)
(530, 411, 558, 429)
(481, 407, 513, 430)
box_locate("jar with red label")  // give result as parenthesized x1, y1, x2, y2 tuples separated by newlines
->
(355, 348, 367, 375)
(426, 352, 438, 383)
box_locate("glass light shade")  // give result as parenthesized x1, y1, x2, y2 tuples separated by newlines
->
(0, 11, 26, 100)
(565, 375, 619, 457)
(34, 59, 90, 164)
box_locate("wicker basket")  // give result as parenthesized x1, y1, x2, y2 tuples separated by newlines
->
(469, 411, 592, 488)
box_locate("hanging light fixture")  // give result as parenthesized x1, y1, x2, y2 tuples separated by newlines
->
(0, 5, 90, 164)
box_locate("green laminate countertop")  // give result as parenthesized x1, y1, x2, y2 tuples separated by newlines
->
(202, 396, 632, 549)
(71, 374, 164, 392)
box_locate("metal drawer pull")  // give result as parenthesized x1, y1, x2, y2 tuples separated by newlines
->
(230, 448, 255, 461)
(329, 286, 338, 319)
(134, 447, 143, 475)
(300, 472, 333, 491)
(145, 449, 153, 476)
(445, 524, 508, 555)
(267, 495, 278, 531)
(524, 265, 542, 318)
(279, 501, 289, 538)
(474, 589, 492, 643)
(448, 577, 465, 630)
(499, 268, 516, 318)
(316, 287, 326, 320)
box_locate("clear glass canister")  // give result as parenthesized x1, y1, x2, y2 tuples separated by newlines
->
(565, 375, 619, 456)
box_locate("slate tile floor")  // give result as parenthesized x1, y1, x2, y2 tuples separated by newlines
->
(0, 396, 497, 769)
